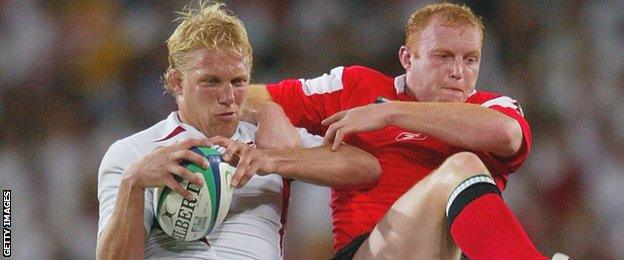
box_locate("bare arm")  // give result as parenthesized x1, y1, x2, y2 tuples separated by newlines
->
(387, 102, 522, 157)
(209, 137, 381, 190)
(264, 144, 381, 189)
(323, 102, 522, 157)
(96, 179, 147, 260)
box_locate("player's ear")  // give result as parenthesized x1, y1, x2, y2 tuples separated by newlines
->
(168, 69, 184, 95)
(399, 46, 412, 71)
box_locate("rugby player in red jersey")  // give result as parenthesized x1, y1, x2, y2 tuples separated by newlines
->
(243, 2, 569, 260)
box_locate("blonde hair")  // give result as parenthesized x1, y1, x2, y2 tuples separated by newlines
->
(405, 3, 484, 52)
(163, 1, 252, 94)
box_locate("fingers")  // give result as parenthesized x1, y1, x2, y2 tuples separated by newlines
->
(321, 110, 347, 126)
(219, 141, 243, 163)
(323, 121, 350, 151)
(208, 136, 232, 148)
(236, 168, 255, 187)
(177, 138, 213, 150)
(168, 165, 204, 187)
(230, 164, 246, 188)
(332, 127, 349, 151)
(208, 136, 239, 161)
(231, 146, 253, 187)
(171, 149, 209, 169)
(323, 121, 339, 145)
(163, 175, 196, 201)
(242, 161, 263, 187)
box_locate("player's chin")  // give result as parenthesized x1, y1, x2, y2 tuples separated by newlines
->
(436, 95, 465, 103)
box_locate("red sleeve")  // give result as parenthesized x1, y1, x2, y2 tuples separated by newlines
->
(468, 93, 532, 173)
(266, 66, 365, 136)
(489, 104, 532, 172)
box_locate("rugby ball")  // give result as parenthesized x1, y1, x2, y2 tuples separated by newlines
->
(153, 146, 235, 241)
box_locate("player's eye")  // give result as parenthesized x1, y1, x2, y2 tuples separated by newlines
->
(201, 78, 221, 87)
(232, 78, 248, 87)
(466, 56, 478, 63)
(435, 53, 450, 59)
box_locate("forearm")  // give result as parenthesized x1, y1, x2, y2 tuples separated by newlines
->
(96, 178, 147, 260)
(386, 102, 522, 157)
(265, 145, 381, 189)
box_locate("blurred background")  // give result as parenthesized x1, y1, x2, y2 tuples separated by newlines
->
(0, 0, 622, 259)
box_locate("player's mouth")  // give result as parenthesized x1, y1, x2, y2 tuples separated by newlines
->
(442, 85, 464, 92)
(215, 112, 236, 121)
(440, 87, 465, 101)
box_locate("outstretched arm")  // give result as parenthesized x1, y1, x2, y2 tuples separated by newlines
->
(209, 136, 381, 190)
(264, 144, 381, 189)
(323, 102, 522, 157)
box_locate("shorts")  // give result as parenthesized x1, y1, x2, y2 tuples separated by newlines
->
(331, 232, 371, 260)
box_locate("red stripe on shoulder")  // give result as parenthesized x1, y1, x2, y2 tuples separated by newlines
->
(155, 126, 185, 142)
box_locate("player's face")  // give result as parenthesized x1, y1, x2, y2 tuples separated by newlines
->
(175, 48, 250, 137)
(401, 21, 482, 102)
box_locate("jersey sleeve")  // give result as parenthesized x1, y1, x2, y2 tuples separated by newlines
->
(479, 95, 532, 172)
(267, 66, 359, 136)
(97, 141, 155, 239)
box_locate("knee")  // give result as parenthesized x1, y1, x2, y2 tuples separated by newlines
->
(445, 152, 488, 175)
(430, 152, 490, 190)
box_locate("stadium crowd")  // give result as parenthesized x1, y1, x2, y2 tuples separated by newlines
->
(0, 0, 622, 259)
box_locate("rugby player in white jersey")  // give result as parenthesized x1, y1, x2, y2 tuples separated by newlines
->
(95, 3, 380, 259)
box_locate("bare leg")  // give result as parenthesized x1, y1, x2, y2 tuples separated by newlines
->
(354, 152, 490, 260)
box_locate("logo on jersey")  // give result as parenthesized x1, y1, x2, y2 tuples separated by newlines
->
(395, 132, 427, 141)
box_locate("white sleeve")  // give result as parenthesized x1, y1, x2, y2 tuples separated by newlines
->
(97, 141, 154, 239)
(297, 128, 323, 148)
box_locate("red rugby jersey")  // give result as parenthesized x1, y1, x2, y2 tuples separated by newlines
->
(267, 65, 532, 250)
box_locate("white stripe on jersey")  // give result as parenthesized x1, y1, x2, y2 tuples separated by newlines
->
(480, 96, 523, 116)
(480, 96, 517, 109)
(299, 66, 344, 96)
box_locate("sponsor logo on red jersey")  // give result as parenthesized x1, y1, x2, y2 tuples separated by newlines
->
(395, 132, 427, 141)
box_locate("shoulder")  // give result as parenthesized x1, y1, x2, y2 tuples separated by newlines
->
(342, 65, 391, 82)
(99, 118, 170, 173)
(467, 90, 520, 106)
(468, 90, 525, 117)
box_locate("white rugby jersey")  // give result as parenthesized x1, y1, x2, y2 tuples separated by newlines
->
(98, 112, 322, 259)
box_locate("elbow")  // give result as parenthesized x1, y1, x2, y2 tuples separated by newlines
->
(496, 119, 523, 157)
(363, 159, 382, 189)
(350, 151, 381, 190)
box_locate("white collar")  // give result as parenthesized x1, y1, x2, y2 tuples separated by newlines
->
(156, 112, 241, 142)
(394, 74, 407, 94)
